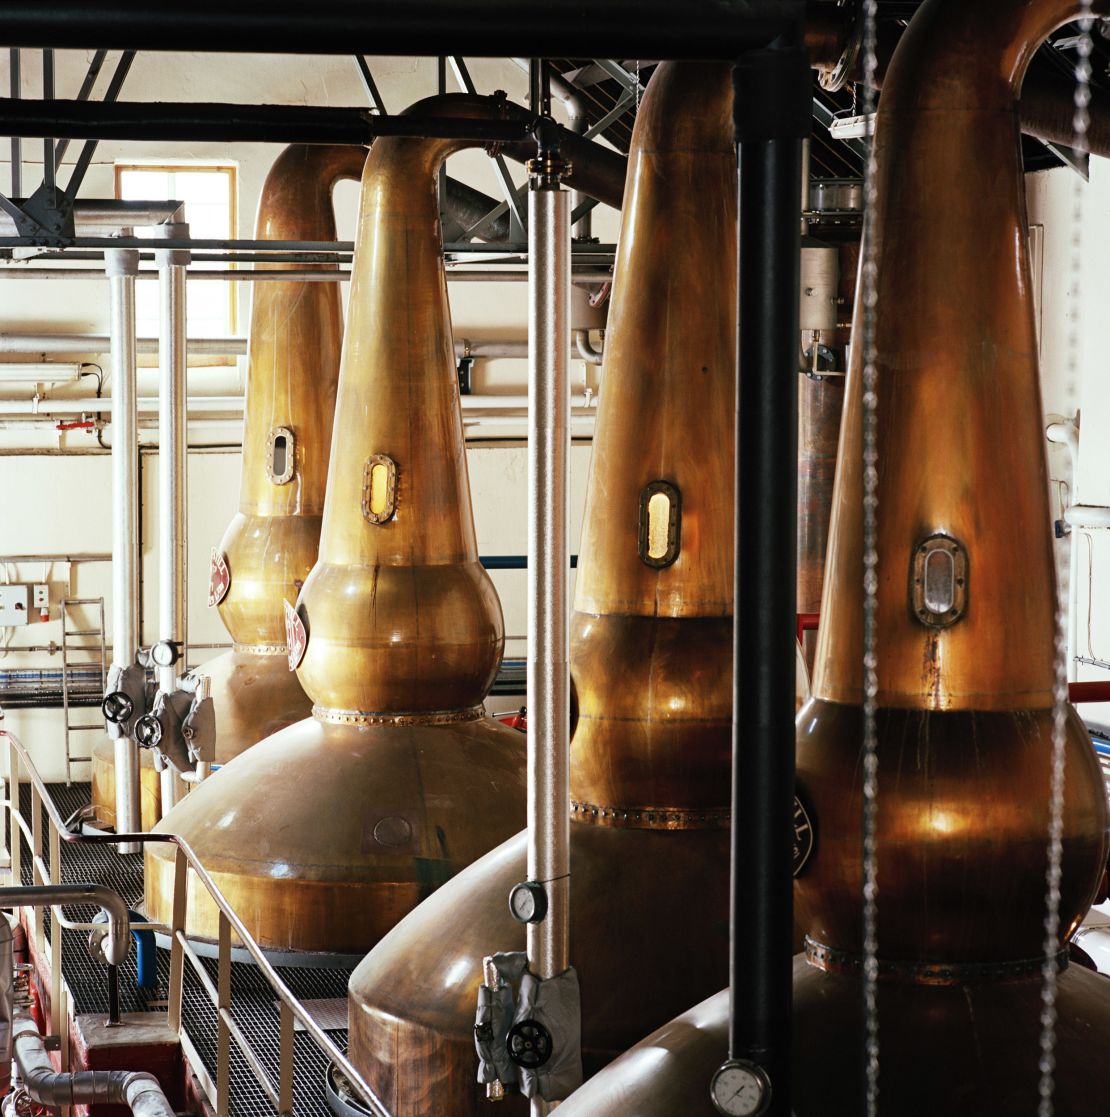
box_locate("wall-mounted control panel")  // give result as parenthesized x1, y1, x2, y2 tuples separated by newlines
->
(0, 583, 49, 626)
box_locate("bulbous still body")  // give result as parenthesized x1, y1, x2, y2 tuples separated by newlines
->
(346, 62, 748, 1115)
(790, 2, 1110, 1106)
(143, 98, 527, 955)
(555, 0, 1110, 1114)
(92, 144, 365, 828)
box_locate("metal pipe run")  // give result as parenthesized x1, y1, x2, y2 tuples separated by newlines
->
(728, 39, 809, 1117)
(106, 247, 141, 853)
(572, 328, 605, 365)
(0, 392, 599, 417)
(0, 97, 628, 214)
(0, 199, 183, 236)
(0, 268, 611, 284)
(0, 2, 788, 58)
(156, 224, 188, 815)
(9, 49, 21, 198)
(0, 883, 130, 964)
(12, 1006, 174, 1116)
(526, 145, 572, 1116)
(0, 334, 599, 360)
(0, 332, 245, 354)
(0, 98, 538, 146)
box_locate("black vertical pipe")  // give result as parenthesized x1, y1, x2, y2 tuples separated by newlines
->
(731, 34, 810, 1116)
(106, 962, 121, 1025)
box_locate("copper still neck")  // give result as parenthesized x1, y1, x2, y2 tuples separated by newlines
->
(218, 143, 366, 650)
(797, 0, 1110, 969)
(570, 63, 737, 827)
(814, 0, 1109, 712)
(295, 95, 508, 719)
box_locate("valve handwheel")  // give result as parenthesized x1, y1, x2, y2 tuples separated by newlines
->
(101, 691, 134, 724)
(507, 1019, 553, 1070)
(134, 713, 163, 749)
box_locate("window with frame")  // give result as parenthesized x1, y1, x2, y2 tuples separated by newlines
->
(115, 164, 238, 346)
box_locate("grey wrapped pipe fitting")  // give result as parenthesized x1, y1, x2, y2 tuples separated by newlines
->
(102, 662, 151, 739)
(475, 952, 583, 1103)
(572, 328, 605, 366)
(13, 1007, 175, 1116)
(0, 884, 130, 966)
(0, 918, 14, 1073)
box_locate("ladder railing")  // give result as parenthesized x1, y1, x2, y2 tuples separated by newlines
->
(59, 596, 107, 784)
(0, 728, 394, 1117)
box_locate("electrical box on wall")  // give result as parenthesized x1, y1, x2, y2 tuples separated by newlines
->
(0, 584, 30, 627)
(0, 583, 48, 625)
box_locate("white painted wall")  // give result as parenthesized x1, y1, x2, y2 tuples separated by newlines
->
(1030, 159, 1110, 731)
(0, 51, 618, 778)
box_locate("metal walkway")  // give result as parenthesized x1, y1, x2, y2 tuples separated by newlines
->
(15, 783, 352, 1117)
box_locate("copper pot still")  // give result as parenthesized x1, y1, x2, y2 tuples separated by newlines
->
(557, 0, 1110, 1114)
(91, 144, 365, 829)
(143, 97, 527, 955)
(343, 61, 793, 1116)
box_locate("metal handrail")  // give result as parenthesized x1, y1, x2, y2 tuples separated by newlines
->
(1, 728, 392, 1117)
(6, 798, 168, 939)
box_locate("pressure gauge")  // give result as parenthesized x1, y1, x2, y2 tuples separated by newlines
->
(709, 1059, 771, 1117)
(150, 640, 179, 669)
(508, 880, 548, 924)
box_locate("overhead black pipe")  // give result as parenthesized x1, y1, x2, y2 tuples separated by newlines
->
(0, 95, 630, 217)
(442, 177, 512, 243)
(0, 1, 788, 58)
(0, 98, 534, 145)
(731, 29, 810, 1117)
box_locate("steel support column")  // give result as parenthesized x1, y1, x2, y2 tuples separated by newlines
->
(106, 246, 142, 851)
(156, 223, 189, 815)
(526, 135, 572, 1116)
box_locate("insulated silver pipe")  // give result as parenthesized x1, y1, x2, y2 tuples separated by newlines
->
(106, 247, 142, 853)
(526, 160, 571, 1117)
(12, 1007, 174, 1115)
(0, 883, 130, 964)
(156, 224, 189, 814)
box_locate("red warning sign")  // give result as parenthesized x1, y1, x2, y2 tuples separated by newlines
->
(208, 549, 231, 608)
(284, 600, 307, 671)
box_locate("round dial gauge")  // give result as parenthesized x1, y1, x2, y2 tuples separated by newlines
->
(150, 640, 178, 668)
(709, 1060, 771, 1117)
(507, 881, 548, 924)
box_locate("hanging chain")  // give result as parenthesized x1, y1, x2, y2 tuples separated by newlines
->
(859, 1, 881, 1115)
(1039, 8, 1093, 1117)
(634, 59, 642, 112)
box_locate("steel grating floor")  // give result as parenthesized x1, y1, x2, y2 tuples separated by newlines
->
(12, 783, 353, 1117)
